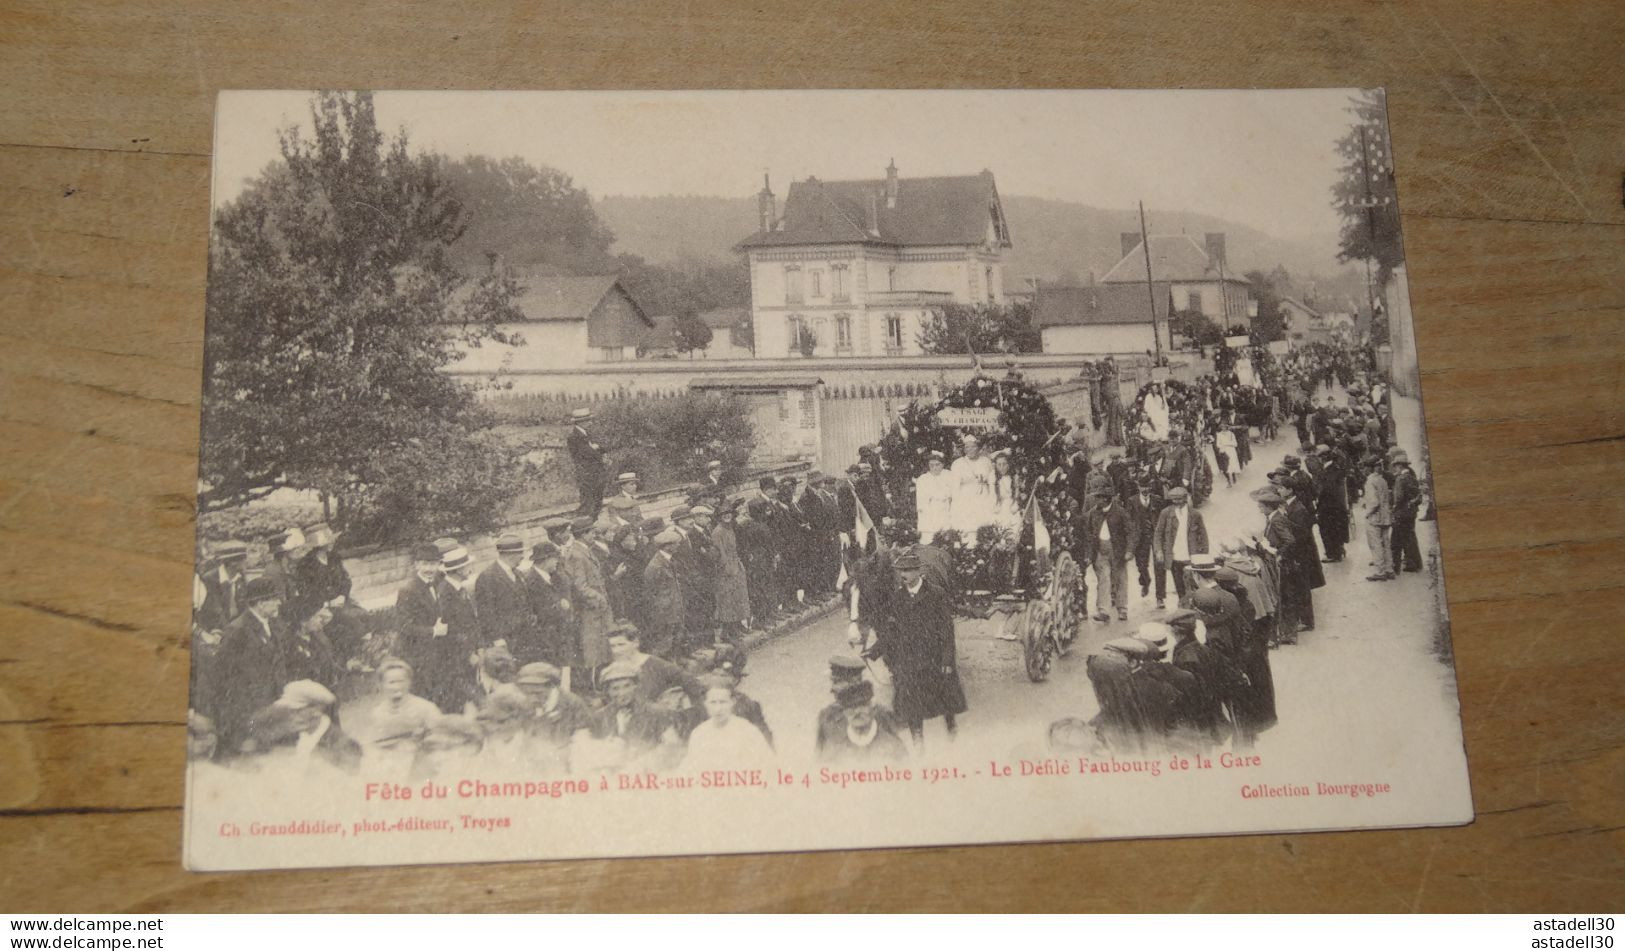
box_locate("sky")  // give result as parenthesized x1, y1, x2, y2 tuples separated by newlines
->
(213, 89, 1368, 242)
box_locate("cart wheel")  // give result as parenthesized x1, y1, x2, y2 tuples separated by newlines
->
(1050, 552, 1083, 646)
(1020, 603, 1054, 682)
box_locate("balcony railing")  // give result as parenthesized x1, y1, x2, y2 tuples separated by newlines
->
(867, 290, 956, 306)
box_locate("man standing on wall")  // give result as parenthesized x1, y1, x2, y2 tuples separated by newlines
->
(567, 407, 608, 518)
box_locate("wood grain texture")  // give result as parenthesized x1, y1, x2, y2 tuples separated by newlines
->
(1, 0, 1621, 912)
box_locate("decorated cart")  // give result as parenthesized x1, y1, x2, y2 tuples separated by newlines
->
(872, 370, 1088, 682)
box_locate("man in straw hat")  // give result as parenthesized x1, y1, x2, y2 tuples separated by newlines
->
(605, 471, 643, 524)
(296, 521, 363, 657)
(196, 539, 250, 636)
(566, 406, 608, 519)
(475, 533, 536, 655)
(424, 545, 480, 713)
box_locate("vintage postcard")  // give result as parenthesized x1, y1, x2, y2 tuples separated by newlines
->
(185, 89, 1472, 870)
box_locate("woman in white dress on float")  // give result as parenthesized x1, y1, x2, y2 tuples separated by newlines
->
(990, 449, 1023, 539)
(914, 450, 955, 543)
(950, 433, 995, 536)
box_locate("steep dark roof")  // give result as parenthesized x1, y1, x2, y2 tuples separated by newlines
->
(1278, 296, 1322, 318)
(1034, 283, 1172, 328)
(1101, 234, 1243, 284)
(505, 274, 651, 325)
(736, 171, 1010, 250)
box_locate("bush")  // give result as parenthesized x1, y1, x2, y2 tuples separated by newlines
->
(594, 394, 754, 486)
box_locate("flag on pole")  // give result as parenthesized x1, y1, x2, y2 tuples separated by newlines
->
(1029, 495, 1051, 563)
(836, 493, 879, 590)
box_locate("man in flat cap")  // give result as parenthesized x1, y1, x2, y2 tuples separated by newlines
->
(475, 533, 536, 656)
(567, 406, 608, 519)
(1151, 486, 1208, 609)
(514, 662, 594, 773)
(591, 661, 682, 771)
(207, 575, 289, 754)
(870, 550, 965, 747)
(1361, 453, 1395, 581)
(640, 531, 688, 659)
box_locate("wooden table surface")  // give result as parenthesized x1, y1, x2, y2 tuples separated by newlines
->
(2, 0, 1622, 912)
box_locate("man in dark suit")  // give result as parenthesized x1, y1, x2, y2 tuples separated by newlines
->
(522, 541, 576, 668)
(809, 473, 845, 594)
(640, 530, 687, 659)
(1389, 451, 1424, 573)
(737, 501, 778, 624)
(474, 533, 535, 652)
(393, 543, 444, 682)
(1123, 477, 1162, 599)
(207, 576, 289, 755)
(566, 407, 608, 518)
(869, 550, 965, 747)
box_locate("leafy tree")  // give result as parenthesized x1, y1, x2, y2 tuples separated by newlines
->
(917, 301, 1041, 355)
(202, 91, 530, 543)
(436, 155, 617, 277)
(672, 309, 714, 356)
(593, 394, 755, 486)
(1170, 309, 1224, 347)
(616, 254, 750, 318)
(1332, 89, 1405, 286)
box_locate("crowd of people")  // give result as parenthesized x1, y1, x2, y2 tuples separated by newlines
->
(188, 419, 950, 778)
(1073, 342, 1430, 756)
(187, 342, 1422, 778)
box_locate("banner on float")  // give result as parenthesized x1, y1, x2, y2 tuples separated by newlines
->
(936, 407, 1003, 431)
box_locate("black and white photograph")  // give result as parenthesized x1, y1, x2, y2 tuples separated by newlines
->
(184, 89, 1473, 870)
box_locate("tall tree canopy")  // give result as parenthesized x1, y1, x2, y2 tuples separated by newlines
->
(917, 301, 1041, 355)
(437, 155, 618, 276)
(1332, 89, 1405, 286)
(202, 91, 529, 542)
(1245, 266, 1291, 343)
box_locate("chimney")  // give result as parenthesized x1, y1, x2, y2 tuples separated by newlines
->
(1120, 232, 1141, 260)
(757, 172, 776, 232)
(1204, 232, 1226, 268)
(885, 158, 898, 209)
(866, 191, 880, 236)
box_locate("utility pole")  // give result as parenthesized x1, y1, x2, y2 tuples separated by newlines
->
(1138, 201, 1162, 364)
(1356, 126, 1383, 337)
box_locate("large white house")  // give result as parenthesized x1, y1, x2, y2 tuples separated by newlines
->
(734, 163, 1013, 358)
